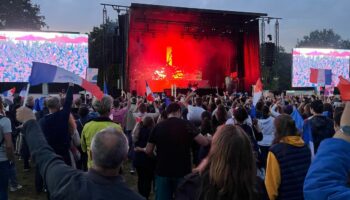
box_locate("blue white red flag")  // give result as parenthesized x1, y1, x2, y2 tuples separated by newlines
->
(29, 62, 104, 100)
(2, 87, 16, 97)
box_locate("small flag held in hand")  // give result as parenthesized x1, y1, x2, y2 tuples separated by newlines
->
(2, 87, 16, 97)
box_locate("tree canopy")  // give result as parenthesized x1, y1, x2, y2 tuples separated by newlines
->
(0, 0, 46, 30)
(296, 29, 350, 49)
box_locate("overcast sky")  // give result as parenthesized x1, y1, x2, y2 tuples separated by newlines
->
(32, 0, 350, 51)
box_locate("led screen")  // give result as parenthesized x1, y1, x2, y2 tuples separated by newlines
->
(292, 48, 350, 87)
(0, 31, 88, 82)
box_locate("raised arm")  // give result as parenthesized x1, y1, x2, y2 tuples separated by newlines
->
(17, 107, 79, 195)
(184, 92, 196, 108)
(63, 83, 74, 112)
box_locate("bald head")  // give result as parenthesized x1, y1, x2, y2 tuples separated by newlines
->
(91, 127, 128, 169)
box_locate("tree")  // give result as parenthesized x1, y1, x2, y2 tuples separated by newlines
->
(296, 29, 350, 49)
(89, 19, 119, 95)
(0, 0, 46, 30)
(262, 47, 292, 91)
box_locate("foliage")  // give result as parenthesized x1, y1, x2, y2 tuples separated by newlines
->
(0, 0, 46, 30)
(296, 29, 350, 49)
(262, 47, 292, 91)
(88, 19, 118, 91)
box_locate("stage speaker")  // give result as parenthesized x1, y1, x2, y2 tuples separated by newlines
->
(264, 42, 275, 67)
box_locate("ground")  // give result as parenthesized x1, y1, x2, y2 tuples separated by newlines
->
(9, 159, 141, 200)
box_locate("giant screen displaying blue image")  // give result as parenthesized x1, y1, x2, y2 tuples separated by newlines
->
(0, 31, 88, 82)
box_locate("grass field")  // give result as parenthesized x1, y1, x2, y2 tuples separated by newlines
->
(9, 159, 142, 200)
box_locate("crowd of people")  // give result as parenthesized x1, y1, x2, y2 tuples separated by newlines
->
(0, 39, 88, 82)
(0, 86, 350, 200)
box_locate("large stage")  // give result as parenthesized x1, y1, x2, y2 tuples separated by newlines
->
(123, 3, 266, 95)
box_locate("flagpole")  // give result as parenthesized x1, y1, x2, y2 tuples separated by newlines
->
(22, 84, 30, 107)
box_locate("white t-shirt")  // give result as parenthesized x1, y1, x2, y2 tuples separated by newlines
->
(0, 116, 12, 162)
(187, 105, 205, 123)
(257, 116, 275, 146)
(225, 115, 253, 126)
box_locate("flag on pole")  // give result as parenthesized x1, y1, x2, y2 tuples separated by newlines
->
(103, 79, 108, 95)
(253, 78, 263, 106)
(29, 62, 104, 100)
(310, 68, 332, 85)
(19, 87, 27, 97)
(145, 81, 155, 102)
(337, 76, 350, 101)
(2, 87, 16, 97)
(290, 107, 304, 132)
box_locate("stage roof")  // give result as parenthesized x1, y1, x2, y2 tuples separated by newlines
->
(130, 3, 267, 18)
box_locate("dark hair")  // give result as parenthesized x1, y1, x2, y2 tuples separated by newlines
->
(201, 111, 213, 135)
(113, 99, 120, 108)
(283, 105, 293, 115)
(166, 103, 181, 115)
(0, 96, 4, 114)
(323, 103, 333, 118)
(256, 101, 264, 111)
(333, 106, 344, 128)
(273, 114, 298, 144)
(233, 106, 248, 123)
(202, 125, 257, 200)
(78, 105, 89, 118)
(215, 104, 227, 124)
(209, 103, 217, 113)
(310, 100, 323, 114)
(195, 97, 202, 106)
(262, 105, 270, 119)
(138, 103, 147, 113)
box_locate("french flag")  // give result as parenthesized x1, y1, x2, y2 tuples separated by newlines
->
(2, 87, 16, 97)
(253, 78, 263, 106)
(303, 119, 315, 160)
(29, 62, 104, 100)
(310, 68, 332, 85)
(145, 81, 155, 102)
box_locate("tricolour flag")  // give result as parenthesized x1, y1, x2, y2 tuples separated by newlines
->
(253, 78, 263, 106)
(145, 81, 155, 102)
(29, 62, 104, 100)
(337, 76, 350, 101)
(310, 68, 332, 85)
(2, 87, 16, 97)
